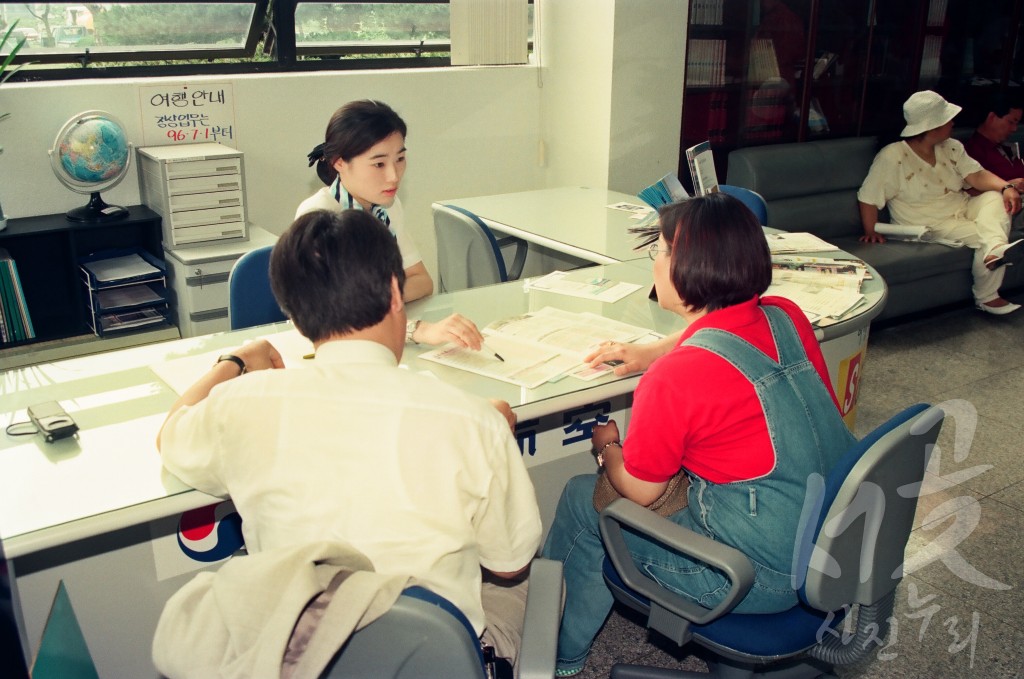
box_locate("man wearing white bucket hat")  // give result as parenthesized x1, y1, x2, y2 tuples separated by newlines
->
(858, 90, 1024, 315)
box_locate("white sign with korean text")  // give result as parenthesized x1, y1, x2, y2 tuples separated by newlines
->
(138, 82, 237, 147)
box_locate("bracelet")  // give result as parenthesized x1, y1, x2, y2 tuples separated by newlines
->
(215, 354, 247, 375)
(592, 440, 621, 467)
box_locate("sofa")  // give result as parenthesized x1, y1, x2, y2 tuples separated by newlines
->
(726, 136, 1024, 323)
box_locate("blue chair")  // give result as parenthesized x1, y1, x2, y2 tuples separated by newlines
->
(228, 245, 287, 330)
(433, 203, 528, 293)
(599, 403, 945, 679)
(322, 559, 563, 679)
(718, 184, 768, 225)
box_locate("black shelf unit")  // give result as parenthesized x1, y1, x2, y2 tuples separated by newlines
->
(0, 206, 168, 351)
(680, 0, 1024, 184)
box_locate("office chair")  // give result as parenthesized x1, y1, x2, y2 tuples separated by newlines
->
(321, 558, 563, 679)
(599, 403, 945, 679)
(718, 184, 768, 226)
(228, 245, 287, 330)
(433, 203, 529, 293)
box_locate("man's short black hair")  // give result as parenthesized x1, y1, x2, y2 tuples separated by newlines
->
(987, 93, 1024, 120)
(270, 209, 406, 343)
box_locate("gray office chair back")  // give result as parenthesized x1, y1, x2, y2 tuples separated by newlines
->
(228, 245, 287, 330)
(433, 203, 527, 293)
(322, 586, 486, 678)
(322, 559, 562, 679)
(800, 403, 943, 612)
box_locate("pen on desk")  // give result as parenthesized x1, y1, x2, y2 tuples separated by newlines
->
(482, 343, 505, 362)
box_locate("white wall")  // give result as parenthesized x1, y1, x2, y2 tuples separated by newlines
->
(0, 0, 686, 279)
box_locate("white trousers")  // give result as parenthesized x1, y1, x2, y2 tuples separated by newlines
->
(933, 191, 1011, 304)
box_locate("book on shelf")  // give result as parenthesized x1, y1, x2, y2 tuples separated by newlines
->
(690, 0, 724, 26)
(686, 141, 719, 196)
(926, 0, 948, 26)
(748, 38, 780, 84)
(686, 39, 726, 86)
(0, 248, 35, 343)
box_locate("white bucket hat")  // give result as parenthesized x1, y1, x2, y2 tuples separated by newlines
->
(901, 90, 962, 137)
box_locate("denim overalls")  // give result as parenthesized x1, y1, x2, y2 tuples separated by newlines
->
(542, 304, 856, 674)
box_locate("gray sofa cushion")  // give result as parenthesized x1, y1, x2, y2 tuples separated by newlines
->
(727, 137, 877, 240)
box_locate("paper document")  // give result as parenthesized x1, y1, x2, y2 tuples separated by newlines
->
(83, 254, 160, 282)
(874, 222, 964, 248)
(419, 334, 580, 389)
(418, 307, 652, 388)
(767, 281, 865, 321)
(765, 232, 840, 254)
(152, 327, 310, 396)
(96, 285, 163, 309)
(524, 271, 644, 303)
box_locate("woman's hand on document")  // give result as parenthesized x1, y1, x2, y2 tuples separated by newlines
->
(416, 313, 485, 349)
(585, 333, 681, 376)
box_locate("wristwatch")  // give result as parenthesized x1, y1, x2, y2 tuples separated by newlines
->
(216, 354, 246, 375)
(406, 319, 421, 344)
(1002, 183, 1017, 193)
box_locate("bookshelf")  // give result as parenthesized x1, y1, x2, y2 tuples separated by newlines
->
(680, 0, 1024, 185)
(0, 207, 180, 369)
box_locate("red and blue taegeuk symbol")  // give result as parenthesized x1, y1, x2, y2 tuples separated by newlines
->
(176, 502, 245, 562)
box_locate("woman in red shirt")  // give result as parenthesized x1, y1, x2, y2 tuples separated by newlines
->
(542, 192, 855, 677)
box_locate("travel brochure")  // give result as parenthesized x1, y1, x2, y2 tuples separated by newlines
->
(418, 307, 653, 389)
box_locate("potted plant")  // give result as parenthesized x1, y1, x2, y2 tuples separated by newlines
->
(0, 19, 26, 231)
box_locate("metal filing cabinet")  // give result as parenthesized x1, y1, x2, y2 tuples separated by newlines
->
(163, 227, 277, 337)
(138, 143, 248, 248)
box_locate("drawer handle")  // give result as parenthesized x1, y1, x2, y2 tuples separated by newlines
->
(186, 272, 230, 286)
(219, 213, 243, 221)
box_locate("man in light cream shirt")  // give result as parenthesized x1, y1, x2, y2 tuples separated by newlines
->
(157, 208, 541, 673)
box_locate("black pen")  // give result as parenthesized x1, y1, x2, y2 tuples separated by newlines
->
(482, 342, 505, 362)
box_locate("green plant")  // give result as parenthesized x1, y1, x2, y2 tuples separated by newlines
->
(0, 18, 27, 153)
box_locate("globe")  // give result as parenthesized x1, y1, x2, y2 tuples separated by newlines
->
(48, 110, 132, 222)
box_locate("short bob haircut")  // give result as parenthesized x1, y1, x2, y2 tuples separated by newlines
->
(658, 192, 771, 312)
(270, 209, 406, 343)
(315, 100, 408, 185)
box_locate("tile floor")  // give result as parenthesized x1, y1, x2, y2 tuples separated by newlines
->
(572, 301, 1024, 678)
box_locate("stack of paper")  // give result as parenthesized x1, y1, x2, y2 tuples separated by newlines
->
(765, 232, 840, 254)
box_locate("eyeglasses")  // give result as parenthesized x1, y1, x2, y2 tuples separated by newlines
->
(648, 243, 670, 260)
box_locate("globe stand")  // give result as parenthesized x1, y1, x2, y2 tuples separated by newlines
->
(66, 191, 129, 222)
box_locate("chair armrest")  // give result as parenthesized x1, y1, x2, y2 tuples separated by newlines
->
(599, 498, 754, 626)
(496, 236, 529, 281)
(518, 558, 563, 679)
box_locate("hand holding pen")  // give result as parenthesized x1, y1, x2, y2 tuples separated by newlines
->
(408, 313, 486, 350)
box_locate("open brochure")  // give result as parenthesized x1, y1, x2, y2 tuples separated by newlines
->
(873, 222, 964, 248)
(418, 307, 653, 389)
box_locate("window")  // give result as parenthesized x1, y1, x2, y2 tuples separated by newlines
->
(0, 0, 532, 80)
